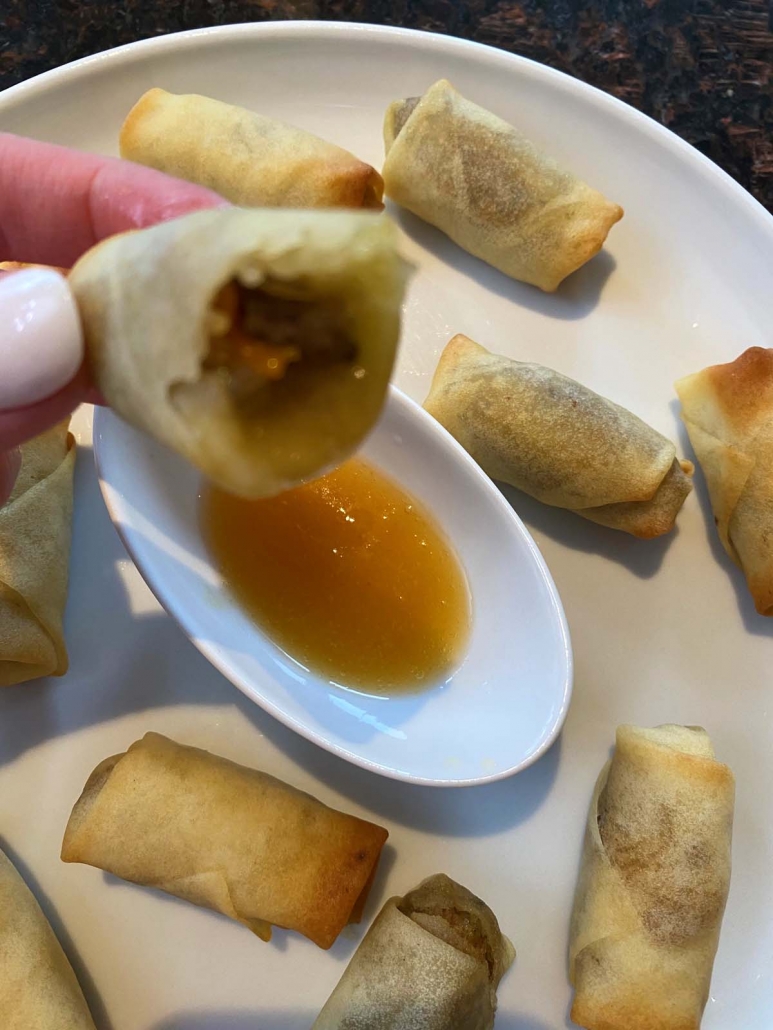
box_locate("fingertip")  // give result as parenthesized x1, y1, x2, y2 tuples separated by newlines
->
(0, 135, 229, 266)
(89, 159, 228, 239)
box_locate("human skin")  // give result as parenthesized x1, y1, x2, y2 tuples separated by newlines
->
(0, 133, 225, 500)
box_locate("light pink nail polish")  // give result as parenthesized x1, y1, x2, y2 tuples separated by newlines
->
(0, 268, 84, 410)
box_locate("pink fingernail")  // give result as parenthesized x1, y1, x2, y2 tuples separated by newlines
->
(0, 268, 84, 410)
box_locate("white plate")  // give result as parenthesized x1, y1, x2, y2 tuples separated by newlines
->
(94, 388, 572, 787)
(0, 21, 771, 1030)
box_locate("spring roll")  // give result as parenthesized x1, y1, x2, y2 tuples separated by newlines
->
(676, 347, 773, 615)
(569, 725, 734, 1030)
(70, 206, 408, 497)
(0, 423, 75, 686)
(382, 79, 623, 291)
(61, 732, 388, 949)
(424, 335, 693, 537)
(0, 846, 96, 1029)
(120, 88, 384, 210)
(313, 873, 514, 1029)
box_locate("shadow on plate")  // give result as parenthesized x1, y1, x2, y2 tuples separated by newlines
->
(255, 707, 562, 837)
(152, 1010, 317, 1030)
(496, 1016, 557, 1030)
(672, 402, 773, 638)
(0, 835, 115, 1030)
(497, 482, 675, 580)
(152, 1008, 559, 1030)
(564, 990, 581, 1029)
(392, 206, 617, 321)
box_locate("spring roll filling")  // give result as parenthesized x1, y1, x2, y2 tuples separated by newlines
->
(204, 277, 357, 406)
(398, 887, 496, 977)
(391, 97, 421, 138)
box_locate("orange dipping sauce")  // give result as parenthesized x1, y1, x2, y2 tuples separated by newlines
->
(201, 458, 471, 694)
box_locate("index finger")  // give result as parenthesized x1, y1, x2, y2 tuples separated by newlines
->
(0, 133, 226, 267)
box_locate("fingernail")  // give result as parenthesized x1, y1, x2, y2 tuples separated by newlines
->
(0, 268, 84, 409)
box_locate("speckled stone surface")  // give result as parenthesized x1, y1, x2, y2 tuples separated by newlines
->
(1, 0, 771, 210)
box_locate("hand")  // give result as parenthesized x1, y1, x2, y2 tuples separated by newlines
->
(0, 133, 225, 502)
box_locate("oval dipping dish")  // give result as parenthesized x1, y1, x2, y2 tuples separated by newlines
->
(94, 387, 573, 786)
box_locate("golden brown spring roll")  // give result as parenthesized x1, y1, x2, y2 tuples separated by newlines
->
(383, 79, 623, 291)
(569, 725, 734, 1030)
(676, 347, 773, 615)
(0, 846, 96, 1029)
(313, 873, 514, 1029)
(0, 423, 75, 686)
(121, 88, 384, 209)
(61, 732, 388, 949)
(70, 206, 408, 497)
(424, 335, 693, 538)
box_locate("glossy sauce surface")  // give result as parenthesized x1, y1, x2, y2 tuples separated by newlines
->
(202, 459, 470, 694)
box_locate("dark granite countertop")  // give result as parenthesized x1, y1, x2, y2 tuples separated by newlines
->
(1, 1, 771, 211)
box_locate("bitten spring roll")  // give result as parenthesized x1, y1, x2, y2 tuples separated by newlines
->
(569, 725, 734, 1030)
(69, 206, 408, 498)
(676, 346, 773, 615)
(0, 422, 75, 685)
(61, 732, 388, 949)
(424, 334, 693, 538)
(0, 846, 96, 1029)
(313, 873, 514, 1030)
(383, 79, 623, 291)
(121, 88, 384, 209)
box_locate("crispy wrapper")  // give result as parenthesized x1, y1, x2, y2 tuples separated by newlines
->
(424, 335, 692, 537)
(313, 873, 514, 1029)
(0, 423, 75, 685)
(121, 88, 384, 209)
(383, 79, 622, 291)
(61, 732, 388, 949)
(69, 206, 408, 497)
(0, 847, 96, 1029)
(569, 725, 734, 1030)
(676, 346, 773, 615)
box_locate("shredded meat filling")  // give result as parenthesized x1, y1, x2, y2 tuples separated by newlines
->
(205, 280, 356, 397)
(399, 894, 497, 979)
(392, 97, 421, 139)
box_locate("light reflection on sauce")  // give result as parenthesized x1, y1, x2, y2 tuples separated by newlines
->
(201, 459, 471, 694)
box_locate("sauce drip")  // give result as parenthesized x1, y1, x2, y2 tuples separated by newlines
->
(202, 459, 471, 694)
